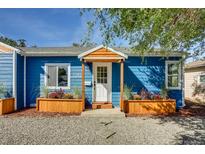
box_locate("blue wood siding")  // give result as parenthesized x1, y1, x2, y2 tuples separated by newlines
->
(124, 57, 183, 109)
(0, 52, 13, 98)
(112, 63, 120, 107)
(25, 56, 183, 109)
(26, 57, 92, 107)
(16, 53, 24, 109)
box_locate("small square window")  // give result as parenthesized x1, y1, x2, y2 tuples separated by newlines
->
(166, 61, 181, 89)
(168, 76, 178, 87)
(199, 75, 205, 83)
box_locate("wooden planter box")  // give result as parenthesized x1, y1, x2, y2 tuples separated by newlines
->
(0, 98, 15, 115)
(124, 99, 176, 115)
(36, 98, 83, 115)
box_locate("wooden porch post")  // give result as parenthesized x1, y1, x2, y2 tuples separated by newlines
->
(82, 61, 85, 111)
(120, 60, 124, 111)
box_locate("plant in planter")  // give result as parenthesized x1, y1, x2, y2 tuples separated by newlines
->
(133, 94, 142, 100)
(160, 85, 169, 100)
(48, 91, 60, 98)
(62, 93, 73, 99)
(73, 87, 82, 99)
(56, 88, 64, 98)
(139, 88, 150, 100)
(36, 87, 82, 114)
(0, 83, 6, 99)
(152, 94, 162, 100)
(41, 85, 49, 98)
(47, 88, 65, 99)
(123, 85, 133, 100)
(0, 83, 15, 115)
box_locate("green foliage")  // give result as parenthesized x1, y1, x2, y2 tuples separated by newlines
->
(72, 42, 97, 48)
(41, 85, 49, 98)
(160, 85, 169, 99)
(17, 39, 27, 47)
(62, 93, 73, 99)
(0, 83, 6, 98)
(192, 80, 205, 98)
(123, 85, 133, 100)
(82, 9, 205, 59)
(133, 94, 142, 100)
(0, 36, 27, 47)
(73, 87, 82, 99)
(72, 43, 82, 47)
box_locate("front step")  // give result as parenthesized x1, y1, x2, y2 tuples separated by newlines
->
(81, 108, 125, 117)
(92, 102, 112, 109)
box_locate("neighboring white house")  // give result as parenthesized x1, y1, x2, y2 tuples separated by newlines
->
(185, 60, 205, 102)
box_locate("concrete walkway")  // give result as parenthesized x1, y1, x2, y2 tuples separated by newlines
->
(81, 108, 125, 117)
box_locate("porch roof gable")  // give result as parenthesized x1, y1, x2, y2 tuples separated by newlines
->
(78, 45, 128, 60)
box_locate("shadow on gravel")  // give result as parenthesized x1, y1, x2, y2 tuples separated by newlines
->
(151, 115, 205, 145)
(150, 99, 205, 145)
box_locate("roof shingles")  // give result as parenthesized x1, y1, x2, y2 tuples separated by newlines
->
(19, 46, 183, 57)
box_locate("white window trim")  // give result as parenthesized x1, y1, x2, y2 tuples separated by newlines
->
(13, 51, 17, 110)
(44, 63, 71, 89)
(165, 60, 182, 90)
(198, 73, 205, 84)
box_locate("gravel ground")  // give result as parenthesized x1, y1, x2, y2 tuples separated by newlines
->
(0, 115, 204, 145)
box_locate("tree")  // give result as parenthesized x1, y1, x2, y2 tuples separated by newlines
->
(0, 36, 18, 47)
(72, 43, 81, 47)
(17, 39, 27, 47)
(0, 36, 27, 47)
(82, 9, 205, 59)
(72, 42, 97, 47)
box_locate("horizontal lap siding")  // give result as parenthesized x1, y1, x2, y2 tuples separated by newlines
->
(125, 57, 165, 93)
(121, 57, 183, 109)
(169, 90, 183, 108)
(84, 63, 92, 106)
(16, 53, 24, 109)
(25, 56, 183, 108)
(112, 63, 120, 107)
(0, 52, 13, 97)
(26, 57, 92, 107)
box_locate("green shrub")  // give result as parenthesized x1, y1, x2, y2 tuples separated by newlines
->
(0, 83, 6, 98)
(41, 85, 49, 98)
(160, 85, 169, 99)
(73, 87, 82, 99)
(62, 93, 73, 99)
(133, 94, 141, 100)
(123, 85, 133, 100)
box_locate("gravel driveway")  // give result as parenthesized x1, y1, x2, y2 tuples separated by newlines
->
(0, 115, 204, 145)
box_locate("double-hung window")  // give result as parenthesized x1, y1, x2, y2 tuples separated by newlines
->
(166, 61, 181, 89)
(45, 63, 70, 89)
(199, 74, 205, 84)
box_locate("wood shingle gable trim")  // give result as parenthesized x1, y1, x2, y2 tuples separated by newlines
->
(78, 45, 128, 60)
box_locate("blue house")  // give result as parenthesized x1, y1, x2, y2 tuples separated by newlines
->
(0, 42, 185, 111)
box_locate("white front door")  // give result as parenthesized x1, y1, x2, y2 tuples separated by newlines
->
(93, 63, 112, 102)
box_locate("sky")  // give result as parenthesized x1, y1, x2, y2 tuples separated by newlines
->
(0, 8, 127, 47)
